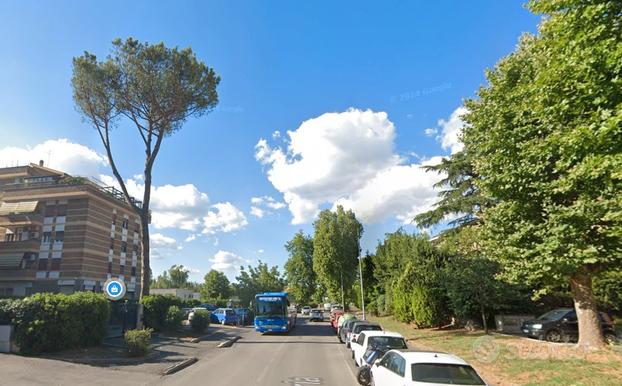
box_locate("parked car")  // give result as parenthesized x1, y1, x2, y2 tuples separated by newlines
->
(182, 307, 194, 319)
(371, 350, 487, 385)
(310, 309, 324, 322)
(234, 308, 253, 325)
(347, 321, 382, 349)
(188, 307, 208, 321)
(212, 308, 238, 325)
(337, 313, 357, 340)
(352, 331, 408, 367)
(301, 306, 311, 315)
(331, 304, 343, 313)
(356, 346, 393, 386)
(323, 303, 332, 312)
(331, 310, 345, 331)
(521, 308, 618, 343)
(200, 303, 218, 312)
(339, 318, 359, 344)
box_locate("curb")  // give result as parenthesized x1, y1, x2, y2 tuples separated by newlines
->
(162, 357, 198, 375)
(217, 336, 241, 348)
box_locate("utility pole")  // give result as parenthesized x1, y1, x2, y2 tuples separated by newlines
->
(358, 254, 366, 320)
(340, 271, 344, 309)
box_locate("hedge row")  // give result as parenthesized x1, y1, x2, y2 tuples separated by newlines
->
(140, 295, 199, 331)
(0, 292, 110, 354)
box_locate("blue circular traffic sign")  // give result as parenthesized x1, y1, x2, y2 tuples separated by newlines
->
(104, 278, 126, 300)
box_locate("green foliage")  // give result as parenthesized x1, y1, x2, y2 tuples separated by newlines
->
(140, 295, 186, 331)
(201, 270, 231, 299)
(312, 206, 363, 304)
(190, 310, 210, 333)
(124, 328, 152, 357)
(164, 305, 184, 331)
(284, 231, 316, 305)
(151, 265, 197, 290)
(594, 270, 622, 314)
(0, 292, 110, 354)
(233, 261, 285, 307)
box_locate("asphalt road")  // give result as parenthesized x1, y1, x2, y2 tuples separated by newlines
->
(162, 316, 359, 386)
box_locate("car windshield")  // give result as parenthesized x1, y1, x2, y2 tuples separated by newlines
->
(368, 337, 407, 349)
(537, 309, 571, 321)
(225, 310, 235, 316)
(255, 298, 285, 317)
(354, 324, 381, 334)
(411, 363, 485, 385)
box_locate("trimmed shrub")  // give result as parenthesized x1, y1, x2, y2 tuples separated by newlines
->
(3, 292, 110, 354)
(190, 309, 210, 333)
(164, 305, 184, 331)
(124, 328, 152, 357)
(140, 295, 183, 331)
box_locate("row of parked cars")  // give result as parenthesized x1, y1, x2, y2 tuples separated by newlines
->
(182, 305, 254, 326)
(330, 310, 487, 386)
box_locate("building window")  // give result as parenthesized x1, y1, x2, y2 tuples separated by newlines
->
(110, 239, 115, 250)
(42, 232, 52, 243)
(50, 258, 61, 270)
(120, 265, 125, 275)
(54, 231, 64, 242)
(38, 258, 48, 270)
(121, 241, 127, 253)
(107, 262, 112, 274)
(0, 288, 13, 297)
(112, 214, 117, 225)
(131, 266, 137, 276)
(57, 205, 67, 216)
(122, 219, 129, 229)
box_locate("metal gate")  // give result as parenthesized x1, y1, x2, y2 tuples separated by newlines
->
(107, 300, 139, 337)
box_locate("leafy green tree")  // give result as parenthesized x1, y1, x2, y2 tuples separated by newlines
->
(312, 206, 363, 307)
(202, 270, 231, 299)
(233, 261, 285, 307)
(151, 271, 172, 289)
(72, 38, 220, 297)
(462, 0, 622, 347)
(284, 231, 316, 306)
(168, 265, 189, 288)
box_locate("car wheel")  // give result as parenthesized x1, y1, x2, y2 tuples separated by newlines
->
(545, 329, 562, 343)
(221, 319, 226, 325)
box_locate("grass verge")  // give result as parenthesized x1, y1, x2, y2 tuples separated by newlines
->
(368, 315, 622, 386)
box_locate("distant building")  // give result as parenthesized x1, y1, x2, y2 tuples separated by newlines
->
(150, 288, 200, 300)
(0, 162, 142, 297)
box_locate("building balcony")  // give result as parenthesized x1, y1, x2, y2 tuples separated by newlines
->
(0, 239, 41, 254)
(0, 213, 43, 227)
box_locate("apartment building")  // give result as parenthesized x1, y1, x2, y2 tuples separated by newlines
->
(0, 162, 142, 298)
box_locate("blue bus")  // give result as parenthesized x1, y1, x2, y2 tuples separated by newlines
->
(253, 292, 297, 333)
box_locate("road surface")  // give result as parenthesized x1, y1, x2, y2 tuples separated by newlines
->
(162, 316, 359, 386)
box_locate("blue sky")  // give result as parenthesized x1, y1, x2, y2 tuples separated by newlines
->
(0, 0, 540, 282)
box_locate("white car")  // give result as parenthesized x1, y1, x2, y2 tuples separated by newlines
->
(352, 331, 408, 367)
(301, 306, 311, 315)
(347, 321, 382, 349)
(371, 350, 487, 386)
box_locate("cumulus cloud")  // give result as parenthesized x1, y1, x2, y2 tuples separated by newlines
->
(255, 108, 445, 224)
(184, 234, 198, 243)
(424, 128, 438, 136)
(209, 250, 250, 278)
(250, 206, 265, 218)
(249, 196, 286, 218)
(436, 106, 467, 154)
(151, 233, 178, 248)
(202, 202, 248, 234)
(0, 138, 108, 176)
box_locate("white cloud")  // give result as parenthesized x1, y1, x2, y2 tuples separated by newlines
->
(209, 250, 250, 278)
(0, 138, 108, 177)
(151, 233, 178, 248)
(255, 108, 445, 224)
(202, 202, 248, 234)
(250, 206, 265, 218)
(436, 106, 467, 154)
(257, 249, 264, 254)
(184, 234, 198, 243)
(272, 131, 281, 139)
(424, 128, 438, 136)
(249, 196, 286, 218)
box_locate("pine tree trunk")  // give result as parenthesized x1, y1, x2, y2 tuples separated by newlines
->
(139, 212, 150, 298)
(570, 272, 605, 349)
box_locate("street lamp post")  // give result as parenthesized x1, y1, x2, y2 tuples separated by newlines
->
(358, 254, 365, 320)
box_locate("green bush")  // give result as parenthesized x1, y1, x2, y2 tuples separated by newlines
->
(124, 328, 152, 357)
(190, 309, 210, 333)
(140, 295, 185, 331)
(2, 292, 110, 354)
(164, 305, 184, 331)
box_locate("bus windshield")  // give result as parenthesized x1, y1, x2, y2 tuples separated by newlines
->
(255, 297, 286, 318)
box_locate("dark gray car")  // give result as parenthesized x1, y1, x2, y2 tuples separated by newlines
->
(339, 318, 358, 343)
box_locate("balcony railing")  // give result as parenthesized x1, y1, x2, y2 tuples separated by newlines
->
(3, 175, 143, 209)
